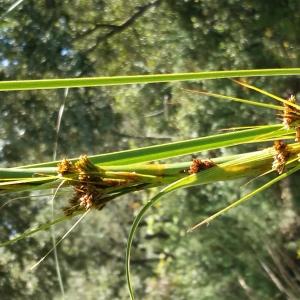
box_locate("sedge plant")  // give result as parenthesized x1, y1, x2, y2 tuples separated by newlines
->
(1, 69, 300, 299)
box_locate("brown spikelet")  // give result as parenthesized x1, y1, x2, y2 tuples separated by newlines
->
(296, 127, 300, 142)
(58, 156, 107, 215)
(272, 140, 290, 174)
(282, 95, 300, 141)
(188, 159, 215, 174)
(57, 159, 75, 176)
(75, 155, 103, 182)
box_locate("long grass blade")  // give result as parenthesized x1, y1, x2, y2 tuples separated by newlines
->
(18, 125, 286, 168)
(1, 69, 300, 91)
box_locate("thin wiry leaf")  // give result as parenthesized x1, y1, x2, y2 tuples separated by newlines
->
(31, 210, 90, 270)
(183, 89, 283, 110)
(0, 211, 83, 247)
(233, 79, 300, 111)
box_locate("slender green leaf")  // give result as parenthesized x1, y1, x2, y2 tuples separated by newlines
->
(1, 69, 300, 91)
(19, 125, 287, 168)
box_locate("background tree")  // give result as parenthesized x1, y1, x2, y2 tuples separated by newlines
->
(1, 0, 300, 299)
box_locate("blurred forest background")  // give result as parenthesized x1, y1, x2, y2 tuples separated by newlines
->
(1, 0, 300, 299)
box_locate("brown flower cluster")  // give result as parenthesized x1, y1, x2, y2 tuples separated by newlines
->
(282, 95, 300, 141)
(188, 159, 215, 174)
(58, 155, 106, 215)
(272, 140, 290, 174)
(64, 184, 106, 216)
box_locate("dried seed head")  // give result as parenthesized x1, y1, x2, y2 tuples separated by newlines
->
(75, 155, 103, 182)
(63, 183, 105, 215)
(296, 127, 300, 142)
(272, 140, 290, 174)
(59, 155, 147, 216)
(283, 95, 300, 138)
(283, 95, 296, 128)
(59, 156, 106, 215)
(57, 159, 75, 176)
(188, 159, 215, 174)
